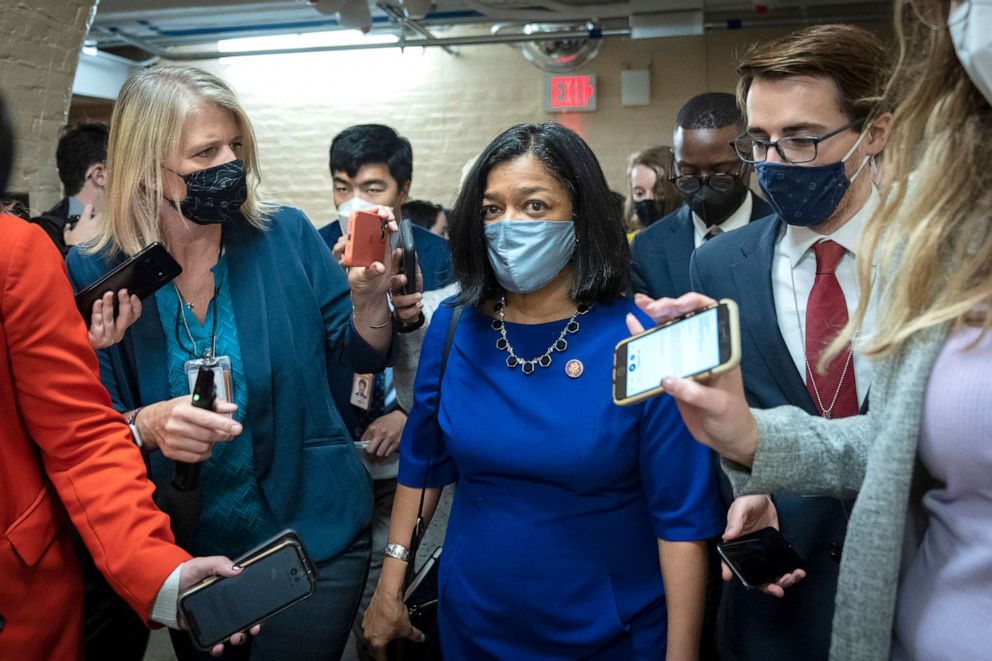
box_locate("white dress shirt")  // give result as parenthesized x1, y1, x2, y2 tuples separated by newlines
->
(771, 187, 879, 407)
(692, 191, 754, 248)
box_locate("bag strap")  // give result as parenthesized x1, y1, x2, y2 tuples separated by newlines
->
(407, 303, 463, 584)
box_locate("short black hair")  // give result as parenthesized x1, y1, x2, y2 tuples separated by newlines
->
(56, 122, 108, 197)
(676, 92, 743, 130)
(450, 122, 629, 307)
(329, 124, 413, 187)
(403, 199, 442, 230)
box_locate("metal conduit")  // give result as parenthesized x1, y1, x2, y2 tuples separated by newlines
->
(98, 26, 628, 61)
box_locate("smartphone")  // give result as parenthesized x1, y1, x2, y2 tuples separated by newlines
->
(341, 209, 387, 268)
(397, 218, 418, 295)
(612, 298, 741, 406)
(74, 242, 182, 326)
(717, 527, 805, 589)
(178, 530, 316, 651)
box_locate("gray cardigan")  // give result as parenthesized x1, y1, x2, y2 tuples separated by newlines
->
(724, 323, 949, 661)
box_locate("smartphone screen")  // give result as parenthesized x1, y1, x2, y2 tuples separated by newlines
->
(181, 543, 313, 649)
(717, 527, 804, 588)
(624, 306, 722, 398)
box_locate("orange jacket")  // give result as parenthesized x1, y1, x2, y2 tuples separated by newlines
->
(0, 215, 190, 659)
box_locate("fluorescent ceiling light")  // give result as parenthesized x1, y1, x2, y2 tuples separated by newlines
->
(217, 30, 399, 53)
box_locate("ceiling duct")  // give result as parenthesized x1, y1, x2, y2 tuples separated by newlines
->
(493, 22, 603, 73)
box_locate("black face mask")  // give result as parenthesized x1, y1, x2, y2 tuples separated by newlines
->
(680, 177, 749, 228)
(634, 199, 662, 227)
(172, 160, 248, 225)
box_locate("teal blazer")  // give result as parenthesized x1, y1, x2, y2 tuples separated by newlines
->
(66, 206, 391, 562)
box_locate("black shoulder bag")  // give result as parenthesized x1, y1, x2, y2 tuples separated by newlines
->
(390, 304, 463, 661)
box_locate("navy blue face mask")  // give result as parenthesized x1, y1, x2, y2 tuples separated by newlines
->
(755, 132, 870, 228)
(171, 159, 248, 225)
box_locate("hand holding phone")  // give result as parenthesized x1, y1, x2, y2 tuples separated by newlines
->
(342, 210, 388, 268)
(613, 299, 741, 405)
(74, 242, 182, 326)
(178, 530, 316, 651)
(717, 527, 805, 590)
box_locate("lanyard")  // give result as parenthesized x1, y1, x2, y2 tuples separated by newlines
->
(175, 250, 225, 359)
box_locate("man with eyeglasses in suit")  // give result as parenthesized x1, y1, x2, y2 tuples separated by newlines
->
(631, 92, 773, 300)
(685, 25, 893, 661)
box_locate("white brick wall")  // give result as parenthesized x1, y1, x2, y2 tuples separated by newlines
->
(1, 0, 97, 212)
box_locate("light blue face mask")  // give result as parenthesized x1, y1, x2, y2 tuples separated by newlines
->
(484, 220, 576, 293)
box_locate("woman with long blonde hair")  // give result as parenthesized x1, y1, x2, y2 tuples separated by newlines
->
(66, 65, 404, 660)
(631, 1, 992, 659)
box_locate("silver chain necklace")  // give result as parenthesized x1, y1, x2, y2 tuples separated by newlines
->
(789, 265, 857, 419)
(491, 296, 590, 375)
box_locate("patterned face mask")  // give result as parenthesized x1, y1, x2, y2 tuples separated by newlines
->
(171, 159, 248, 225)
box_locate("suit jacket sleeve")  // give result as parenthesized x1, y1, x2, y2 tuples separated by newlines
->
(629, 234, 651, 296)
(3, 224, 190, 623)
(722, 406, 871, 498)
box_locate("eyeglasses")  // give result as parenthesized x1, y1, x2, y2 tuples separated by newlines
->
(731, 120, 863, 165)
(669, 161, 747, 195)
(908, 0, 970, 30)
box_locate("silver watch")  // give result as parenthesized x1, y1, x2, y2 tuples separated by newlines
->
(384, 542, 410, 562)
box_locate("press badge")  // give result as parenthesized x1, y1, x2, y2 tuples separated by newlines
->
(184, 355, 233, 412)
(350, 373, 373, 410)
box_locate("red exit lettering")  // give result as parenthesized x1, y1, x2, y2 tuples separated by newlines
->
(550, 75, 595, 109)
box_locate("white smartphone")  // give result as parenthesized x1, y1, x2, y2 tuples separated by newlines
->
(613, 299, 741, 406)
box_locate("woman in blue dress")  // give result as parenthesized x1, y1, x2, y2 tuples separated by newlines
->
(363, 123, 724, 660)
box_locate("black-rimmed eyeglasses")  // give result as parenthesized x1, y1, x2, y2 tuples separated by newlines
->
(669, 161, 747, 195)
(731, 120, 864, 165)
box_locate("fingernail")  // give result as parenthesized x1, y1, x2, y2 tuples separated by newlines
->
(661, 377, 674, 388)
(232, 564, 242, 571)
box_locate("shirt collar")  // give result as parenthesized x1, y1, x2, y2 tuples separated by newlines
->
(779, 186, 880, 269)
(691, 191, 754, 241)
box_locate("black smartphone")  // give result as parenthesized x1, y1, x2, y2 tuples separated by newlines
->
(397, 218, 418, 295)
(613, 299, 741, 406)
(717, 527, 805, 589)
(178, 530, 316, 651)
(74, 242, 182, 326)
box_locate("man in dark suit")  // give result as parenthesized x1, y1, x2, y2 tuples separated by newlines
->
(320, 124, 452, 661)
(690, 25, 892, 661)
(631, 92, 773, 299)
(30, 122, 108, 257)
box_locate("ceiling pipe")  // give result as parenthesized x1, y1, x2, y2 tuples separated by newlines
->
(376, 2, 459, 54)
(96, 25, 626, 62)
(459, 0, 673, 22)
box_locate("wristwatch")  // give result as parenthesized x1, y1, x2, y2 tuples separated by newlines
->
(384, 542, 410, 562)
(127, 407, 145, 450)
(396, 311, 426, 334)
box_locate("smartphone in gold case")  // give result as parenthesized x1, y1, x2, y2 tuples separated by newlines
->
(613, 298, 742, 406)
(178, 530, 317, 651)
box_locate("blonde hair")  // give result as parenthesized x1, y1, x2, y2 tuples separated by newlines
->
(624, 146, 680, 231)
(90, 65, 272, 256)
(830, 2, 992, 360)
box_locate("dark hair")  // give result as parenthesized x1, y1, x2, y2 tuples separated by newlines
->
(0, 96, 12, 196)
(329, 124, 413, 186)
(676, 92, 743, 130)
(736, 24, 890, 125)
(403, 199, 443, 230)
(450, 122, 630, 307)
(56, 122, 108, 197)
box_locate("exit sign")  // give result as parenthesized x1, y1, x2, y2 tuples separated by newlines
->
(544, 74, 597, 113)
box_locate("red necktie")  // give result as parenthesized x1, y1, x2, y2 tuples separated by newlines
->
(805, 240, 858, 419)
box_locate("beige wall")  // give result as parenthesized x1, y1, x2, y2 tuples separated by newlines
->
(184, 22, 885, 226)
(1, 0, 98, 212)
